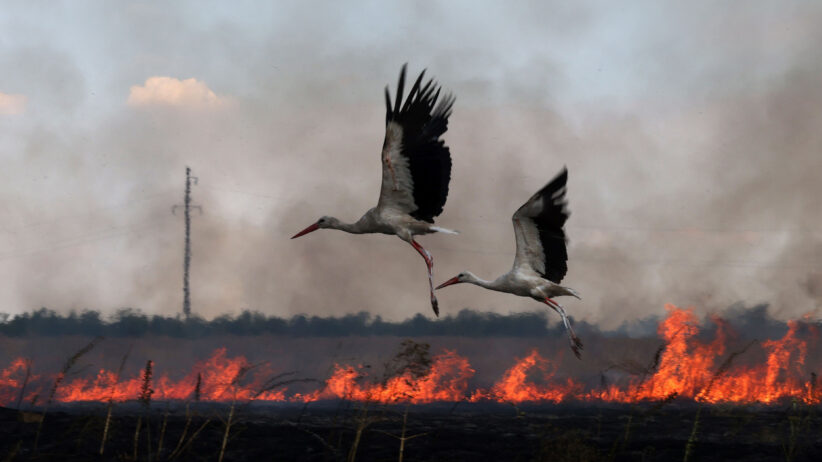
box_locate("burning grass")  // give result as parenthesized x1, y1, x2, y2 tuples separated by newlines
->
(0, 304, 820, 407)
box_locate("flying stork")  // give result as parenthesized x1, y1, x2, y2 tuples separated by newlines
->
(291, 64, 456, 317)
(435, 167, 584, 358)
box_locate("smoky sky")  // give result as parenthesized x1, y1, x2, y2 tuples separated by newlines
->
(1, 1, 821, 328)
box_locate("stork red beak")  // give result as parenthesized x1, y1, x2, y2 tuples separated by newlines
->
(291, 222, 320, 239)
(435, 276, 461, 290)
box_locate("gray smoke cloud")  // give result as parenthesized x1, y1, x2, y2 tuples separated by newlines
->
(1, 1, 821, 328)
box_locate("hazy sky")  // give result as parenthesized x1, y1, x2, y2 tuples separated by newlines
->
(1, 1, 821, 328)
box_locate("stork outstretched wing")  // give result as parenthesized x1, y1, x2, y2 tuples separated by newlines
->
(511, 167, 570, 283)
(377, 64, 455, 223)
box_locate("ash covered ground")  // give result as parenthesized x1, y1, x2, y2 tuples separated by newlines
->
(2, 401, 822, 461)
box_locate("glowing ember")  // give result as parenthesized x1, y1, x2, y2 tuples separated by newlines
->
(0, 305, 819, 406)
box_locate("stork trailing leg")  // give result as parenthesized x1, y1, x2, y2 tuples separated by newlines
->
(411, 239, 439, 317)
(545, 297, 583, 359)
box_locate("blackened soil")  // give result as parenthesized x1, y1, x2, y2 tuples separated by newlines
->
(1, 402, 821, 461)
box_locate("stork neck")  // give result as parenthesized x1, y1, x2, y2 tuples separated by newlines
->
(466, 273, 497, 290)
(331, 220, 365, 234)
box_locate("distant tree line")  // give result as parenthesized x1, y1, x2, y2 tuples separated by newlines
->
(0, 307, 594, 338)
(0, 303, 801, 339)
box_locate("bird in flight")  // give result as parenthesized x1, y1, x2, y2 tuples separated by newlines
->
(435, 167, 583, 358)
(292, 64, 456, 317)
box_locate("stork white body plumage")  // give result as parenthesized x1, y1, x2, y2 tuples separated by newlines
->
(436, 168, 584, 358)
(292, 64, 456, 317)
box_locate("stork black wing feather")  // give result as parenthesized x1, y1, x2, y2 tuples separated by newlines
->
(384, 87, 393, 120)
(530, 168, 570, 283)
(384, 64, 455, 222)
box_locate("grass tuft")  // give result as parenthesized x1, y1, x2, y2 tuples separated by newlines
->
(33, 336, 103, 452)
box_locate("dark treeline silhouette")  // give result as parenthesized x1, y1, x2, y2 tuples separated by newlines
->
(0, 303, 803, 339)
(0, 308, 581, 338)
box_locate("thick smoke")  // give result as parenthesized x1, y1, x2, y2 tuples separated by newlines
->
(1, 2, 821, 327)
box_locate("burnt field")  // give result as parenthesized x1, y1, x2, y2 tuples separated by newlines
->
(2, 401, 822, 461)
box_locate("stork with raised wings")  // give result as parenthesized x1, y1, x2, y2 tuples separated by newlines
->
(435, 167, 584, 358)
(291, 64, 456, 317)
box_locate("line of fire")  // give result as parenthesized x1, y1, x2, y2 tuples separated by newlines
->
(2, 305, 818, 407)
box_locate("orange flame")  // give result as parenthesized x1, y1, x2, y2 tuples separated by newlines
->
(0, 358, 36, 404)
(469, 350, 583, 403)
(310, 350, 474, 403)
(0, 305, 819, 406)
(586, 305, 820, 404)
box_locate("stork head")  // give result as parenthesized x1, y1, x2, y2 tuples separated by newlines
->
(435, 271, 474, 290)
(291, 216, 338, 239)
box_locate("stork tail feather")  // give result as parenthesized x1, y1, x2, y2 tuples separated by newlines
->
(429, 226, 459, 235)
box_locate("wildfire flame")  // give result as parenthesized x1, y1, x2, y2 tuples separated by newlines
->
(1, 304, 819, 406)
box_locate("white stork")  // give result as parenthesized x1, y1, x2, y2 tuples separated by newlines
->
(435, 167, 584, 358)
(291, 64, 457, 317)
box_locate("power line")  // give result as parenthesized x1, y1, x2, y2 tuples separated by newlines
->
(195, 183, 821, 236)
(442, 216, 822, 236)
(0, 219, 172, 262)
(271, 224, 819, 272)
(0, 188, 177, 235)
(198, 184, 286, 200)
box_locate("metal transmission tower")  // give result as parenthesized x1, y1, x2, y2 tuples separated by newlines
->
(172, 167, 202, 319)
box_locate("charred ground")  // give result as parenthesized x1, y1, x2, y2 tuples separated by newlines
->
(2, 401, 822, 461)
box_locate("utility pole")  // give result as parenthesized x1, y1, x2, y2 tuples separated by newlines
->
(172, 167, 201, 319)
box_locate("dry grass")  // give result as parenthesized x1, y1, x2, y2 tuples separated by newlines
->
(33, 336, 103, 452)
(14, 358, 32, 411)
(168, 374, 202, 459)
(100, 345, 132, 455)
